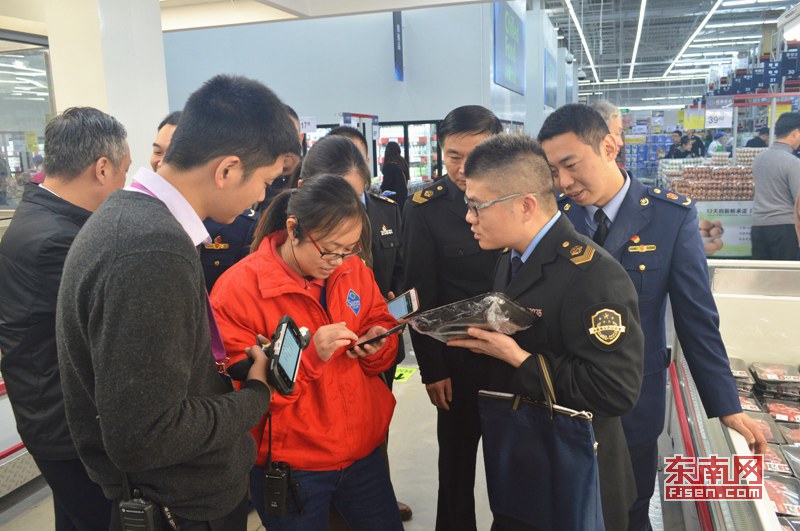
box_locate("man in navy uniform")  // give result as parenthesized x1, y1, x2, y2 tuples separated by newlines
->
(538, 104, 767, 531)
(402, 105, 503, 531)
(451, 133, 643, 531)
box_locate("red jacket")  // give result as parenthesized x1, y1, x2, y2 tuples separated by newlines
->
(211, 231, 398, 471)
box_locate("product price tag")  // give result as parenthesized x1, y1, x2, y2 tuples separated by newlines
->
(705, 108, 733, 129)
(299, 116, 317, 134)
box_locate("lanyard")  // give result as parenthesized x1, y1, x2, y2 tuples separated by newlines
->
(130, 181, 229, 370)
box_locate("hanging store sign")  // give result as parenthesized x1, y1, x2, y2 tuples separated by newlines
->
(705, 108, 733, 129)
(493, 2, 525, 95)
(393, 11, 404, 82)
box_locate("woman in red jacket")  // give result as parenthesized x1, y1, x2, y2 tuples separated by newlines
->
(211, 175, 403, 530)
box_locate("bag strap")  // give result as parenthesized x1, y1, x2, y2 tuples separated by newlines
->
(533, 353, 557, 419)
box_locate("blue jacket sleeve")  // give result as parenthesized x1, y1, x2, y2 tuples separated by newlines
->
(668, 205, 741, 419)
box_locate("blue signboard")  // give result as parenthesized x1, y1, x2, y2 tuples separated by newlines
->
(493, 2, 525, 95)
(393, 11, 404, 81)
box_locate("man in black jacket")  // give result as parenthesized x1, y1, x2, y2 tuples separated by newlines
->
(0, 107, 131, 530)
(402, 105, 503, 531)
(451, 134, 643, 530)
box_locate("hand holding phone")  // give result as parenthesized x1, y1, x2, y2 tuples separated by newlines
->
(347, 323, 405, 358)
(386, 288, 419, 320)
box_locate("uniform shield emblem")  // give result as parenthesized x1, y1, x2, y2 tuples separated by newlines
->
(588, 308, 626, 346)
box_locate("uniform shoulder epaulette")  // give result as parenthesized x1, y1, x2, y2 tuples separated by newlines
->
(374, 194, 396, 205)
(647, 187, 693, 208)
(410, 182, 446, 205)
(557, 240, 598, 268)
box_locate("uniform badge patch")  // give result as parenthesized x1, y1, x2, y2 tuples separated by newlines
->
(346, 289, 361, 316)
(585, 307, 627, 350)
(204, 236, 230, 250)
(424, 190, 434, 198)
(380, 224, 393, 236)
(666, 192, 678, 200)
(570, 245, 583, 256)
(640, 198, 649, 206)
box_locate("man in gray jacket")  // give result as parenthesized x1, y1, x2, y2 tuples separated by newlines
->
(752, 112, 800, 259)
(56, 75, 299, 530)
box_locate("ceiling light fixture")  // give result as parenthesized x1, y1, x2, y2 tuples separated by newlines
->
(563, 0, 600, 83)
(687, 40, 760, 47)
(664, 0, 725, 77)
(693, 34, 761, 42)
(706, 19, 778, 28)
(722, 0, 784, 6)
(580, 74, 708, 86)
(629, 0, 648, 79)
(624, 104, 688, 111)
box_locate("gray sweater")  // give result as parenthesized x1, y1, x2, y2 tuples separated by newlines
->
(752, 141, 800, 226)
(56, 190, 269, 521)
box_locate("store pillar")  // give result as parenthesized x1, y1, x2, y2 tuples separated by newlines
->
(43, 0, 168, 175)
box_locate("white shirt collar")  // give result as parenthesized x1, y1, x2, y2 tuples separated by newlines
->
(126, 167, 210, 246)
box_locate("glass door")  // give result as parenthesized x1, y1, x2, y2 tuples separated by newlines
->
(407, 123, 438, 182)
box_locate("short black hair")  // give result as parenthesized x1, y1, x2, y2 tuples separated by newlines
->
(163, 75, 300, 176)
(285, 105, 299, 121)
(43, 107, 127, 180)
(758, 127, 770, 136)
(775, 112, 800, 139)
(439, 105, 502, 147)
(672, 130, 682, 136)
(537, 104, 609, 154)
(327, 126, 368, 153)
(680, 135, 692, 146)
(158, 111, 182, 131)
(464, 134, 556, 213)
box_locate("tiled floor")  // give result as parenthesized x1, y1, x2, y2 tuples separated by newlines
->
(0, 346, 667, 530)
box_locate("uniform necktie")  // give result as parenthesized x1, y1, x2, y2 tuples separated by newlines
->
(593, 209, 609, 246)
(510, 256, 523, 279)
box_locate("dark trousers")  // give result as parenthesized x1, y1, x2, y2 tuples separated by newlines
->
(31, 456, 111, 531)
(109, 493, 249, 531)
(626, 439, 659, 531)
(251, 446, 402, 531)
(751, 224, 799, 260)
(435, 353, 488, 531)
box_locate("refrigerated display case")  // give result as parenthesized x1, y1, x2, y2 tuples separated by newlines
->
(665, 260, 800, 530)
(378, 121, 441, 183)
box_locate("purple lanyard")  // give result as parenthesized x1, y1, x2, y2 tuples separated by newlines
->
(130, 181, 229, 368)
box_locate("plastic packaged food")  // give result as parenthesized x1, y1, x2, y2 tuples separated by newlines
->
(729, 357, 750, 379)
(765, 444, 792, 475)
(784, 446, 800, 479)
(765, 474, 800, 517)
(759, 387, 800, 400)
(744, 412, 785, 444)
(751, 363, 800, 384)
(778, 422, 800, 445)
(779, 516, 800, 530)
(764, 399, 800, 423)
(409, 292, 537, 343)
(739, 392, 762, 412)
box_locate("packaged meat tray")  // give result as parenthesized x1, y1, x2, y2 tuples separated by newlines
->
(778, 422, 800, 445)
(765, 474, 800, 517)
(765, 399, 800, 423)
(409, 292, 537, 343)
(729, 357, 750, 378)
(758, 386, 800, 400)
(784, 446, 800, 479)
(765, 444, 793, 475)
(779, 516, 800, 530)
(737, 379, 755, 393)
(739, 392, 762, 412)
(744, 411, 785, 444)
(751, 363, 800, 384)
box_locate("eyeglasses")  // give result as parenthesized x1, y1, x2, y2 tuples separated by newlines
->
(306, 231, 361, 262)
(464, 193, 529, 217)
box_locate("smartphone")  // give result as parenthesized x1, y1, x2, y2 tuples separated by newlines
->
(386, 288, 419, 320)
(353, 322, 406, 349)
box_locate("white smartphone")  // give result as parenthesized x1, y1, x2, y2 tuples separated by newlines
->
(386, 288, 420, 320)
